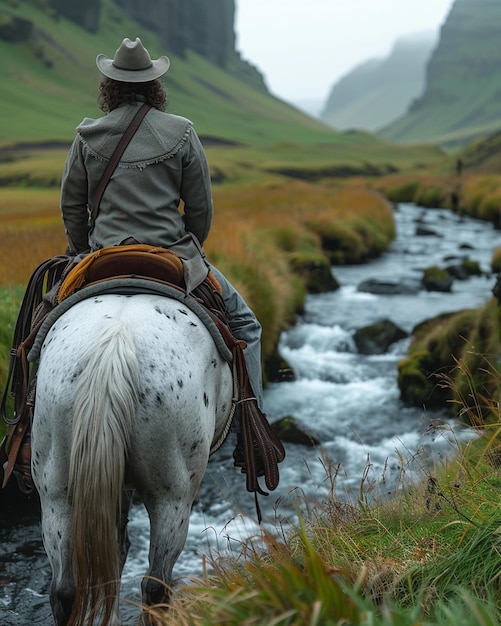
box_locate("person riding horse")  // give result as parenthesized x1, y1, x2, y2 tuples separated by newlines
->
(62, 37, 265, 417)
(1, 37, 284, 497)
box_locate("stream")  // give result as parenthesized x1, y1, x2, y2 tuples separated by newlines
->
(1, 202, 499, 624)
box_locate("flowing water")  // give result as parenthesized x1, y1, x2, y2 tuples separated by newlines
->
(1, 202, 499, 624)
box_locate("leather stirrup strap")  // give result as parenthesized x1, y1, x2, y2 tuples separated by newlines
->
(2, 408, 31, 489)
(1, 255, 70, 426)
(233, 346, 285, 494)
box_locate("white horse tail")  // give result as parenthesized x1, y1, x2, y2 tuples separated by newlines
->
(68, 320, 139, 626)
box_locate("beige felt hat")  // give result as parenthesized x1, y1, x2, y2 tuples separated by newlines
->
(96, 37, 170, 83)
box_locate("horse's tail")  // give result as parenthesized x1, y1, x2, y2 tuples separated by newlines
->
(68, 320, 139, 626)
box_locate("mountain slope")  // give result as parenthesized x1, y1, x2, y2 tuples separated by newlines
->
(0, 0, 447, 178)
(0, 0, 332, 147)
(320, 33, 437, 132)
(381, 0, 501, 147)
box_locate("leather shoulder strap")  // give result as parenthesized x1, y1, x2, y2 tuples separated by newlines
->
(90, 103, 152, 222)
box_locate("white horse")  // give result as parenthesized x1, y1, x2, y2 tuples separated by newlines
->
(31, 292, 234, 625)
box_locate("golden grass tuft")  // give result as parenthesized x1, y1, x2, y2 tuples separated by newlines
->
(0, 187, 66, 285)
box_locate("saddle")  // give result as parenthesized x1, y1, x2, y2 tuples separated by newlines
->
(1, 246, 285, 510)
(57, 244, 186, 301)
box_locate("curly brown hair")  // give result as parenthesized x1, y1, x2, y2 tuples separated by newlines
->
(98, 77, 168, 113)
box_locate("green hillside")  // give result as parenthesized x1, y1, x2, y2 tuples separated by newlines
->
(456, 129, 501, 173)
(321, 34, 436, 133)
(0, 0, 332, 146)
(0, 0, 447, 178)
(381, 0, 501, 148)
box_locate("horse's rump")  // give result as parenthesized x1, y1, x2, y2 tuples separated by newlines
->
(31, 293, 233, 625)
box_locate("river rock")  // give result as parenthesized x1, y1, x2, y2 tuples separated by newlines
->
(305, 262, 340, 294)
(272, 416, 319, 447)
(357, 278, 421, 295)
(353, 319, 408, 355)
(291, 258, 340, 294)
(445, 263, 470, 280)
(264, 349, 295, 383)
(415, 225, 442, 237)
(442, 255, 482, 280)
(422, 266, 453, 292)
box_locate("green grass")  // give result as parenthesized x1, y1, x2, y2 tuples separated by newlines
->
(145, 412, 501, 625)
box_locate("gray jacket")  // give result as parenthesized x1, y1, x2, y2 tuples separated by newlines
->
(61, 101, 212, 291)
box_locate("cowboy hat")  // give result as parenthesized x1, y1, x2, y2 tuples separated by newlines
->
(96, 37, 170, 83)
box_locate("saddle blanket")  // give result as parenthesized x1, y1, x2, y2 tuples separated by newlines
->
(28, 277, 233, 365)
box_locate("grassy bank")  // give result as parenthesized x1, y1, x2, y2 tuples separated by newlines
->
(368, 169, 501, 425)
(377, 170, 501, 228)
(142, 393, 501, 625)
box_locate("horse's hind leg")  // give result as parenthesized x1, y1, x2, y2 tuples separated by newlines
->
(119, 487, 134, 572)
(32, 417, 75, 625)
(38, 493, 75, 625)
(142, 500, 191, 606)
(140, 495, 193, 609)
(37, 470, 128, 626)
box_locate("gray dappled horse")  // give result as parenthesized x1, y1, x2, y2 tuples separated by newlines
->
(31, 293, 233, 625)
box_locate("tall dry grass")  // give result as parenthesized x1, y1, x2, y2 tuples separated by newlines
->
(0, 188, 66, 285)
(0, 181, 394, 363)
(206, 181, 393, 354)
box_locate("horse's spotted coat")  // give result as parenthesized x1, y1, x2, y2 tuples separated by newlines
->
(32, 293, 234, 626)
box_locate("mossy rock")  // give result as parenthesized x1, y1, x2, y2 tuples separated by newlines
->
(271, 416, 319, 447)
(290, 257, 340, 294)
(445, 257, 482, 280)
(397, 350, 450, 408)
(462, 257, 482, 276)
(422, 266, 453, 292)
(354, 319, 408, 355)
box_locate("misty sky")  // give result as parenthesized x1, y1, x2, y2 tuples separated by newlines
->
(235, 0, 454, 106)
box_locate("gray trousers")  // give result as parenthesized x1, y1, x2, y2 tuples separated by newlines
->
(209, 264, 264, 410)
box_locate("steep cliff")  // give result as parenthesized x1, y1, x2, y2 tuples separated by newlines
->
(42, 0, 266, 89)
(49, 0, 101, 33)
(381, 0, 501, 146)
(112, 0, 232, 66)
(320, 33, 436, 132)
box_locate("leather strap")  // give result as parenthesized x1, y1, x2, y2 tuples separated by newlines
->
(2, 409, 31, 489)
(90, 103, 152, 223)
(1, 255, 71, 425)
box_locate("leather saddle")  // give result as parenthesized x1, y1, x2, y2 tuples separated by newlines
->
(57, 244, 189, 301)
